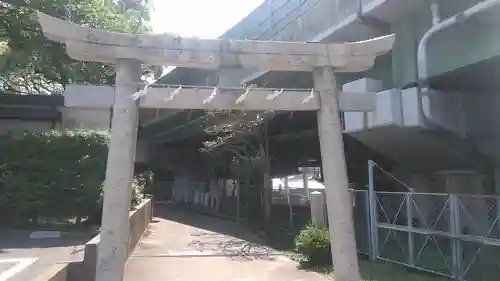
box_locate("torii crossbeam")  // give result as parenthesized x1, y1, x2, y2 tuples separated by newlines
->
(37, 12, 394, 281)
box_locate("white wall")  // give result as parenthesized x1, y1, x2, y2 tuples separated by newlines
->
(343, 79, 470, 136)
(62, 84, 153, 165)
(61, 107, 111, 130)
(64, 85, 114, 108)
(0, 119, 53, 133)
(343, 78, 403, 132)
(62, 85, 114, 130)
(344, 89, 403, 131)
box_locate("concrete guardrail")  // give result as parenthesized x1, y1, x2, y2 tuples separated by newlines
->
(31, 264, 69, 281)
(32, 198, 153, 281)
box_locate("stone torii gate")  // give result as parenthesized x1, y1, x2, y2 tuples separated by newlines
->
(37, 13, 394, 281)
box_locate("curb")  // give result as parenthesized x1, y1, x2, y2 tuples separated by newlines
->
(30, 263, 68, 281)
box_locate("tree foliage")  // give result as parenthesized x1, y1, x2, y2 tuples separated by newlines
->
(201, 109, 275, 176)
(0, 0, 151, 94)
(201, 108, 276, 225)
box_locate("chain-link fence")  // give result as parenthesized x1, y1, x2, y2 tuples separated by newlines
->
(271, 183, 311, 233)
(367, 161, 500, 281)
(164, 167, 500, 281)
(372, 191, 500, 280)
(352, 190, 371, 255)
(169, 179, 311, 230)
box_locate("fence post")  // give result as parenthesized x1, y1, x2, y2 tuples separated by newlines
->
(368, 160, 379, 260)
(303, 169, 310, 200)
(493, 169, 500, 235)
(449, 194, 462, 280)
(497, 196, 500, 236)
(310, 191, 327, 228)
(236, 180, 241, 224)
(406, 192, 415, 266)
(363, 191, 371, 256)
(285, 176, 295, 231)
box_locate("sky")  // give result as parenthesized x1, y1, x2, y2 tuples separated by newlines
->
(150, 0, 264, 38)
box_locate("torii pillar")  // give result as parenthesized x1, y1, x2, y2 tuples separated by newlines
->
(37, 13, 394, 281)
(99, 59, 141, 281)
(314, 66, 359, 278)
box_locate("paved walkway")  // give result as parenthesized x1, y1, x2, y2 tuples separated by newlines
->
(124, 204, 328, 281)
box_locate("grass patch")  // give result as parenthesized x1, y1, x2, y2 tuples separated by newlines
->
(268, 227, 451, 281)
(294, 256, 450, 281)
(357, 260, 450, 281)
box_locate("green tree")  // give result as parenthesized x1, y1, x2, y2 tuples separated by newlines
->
(0, 0, 151, 95)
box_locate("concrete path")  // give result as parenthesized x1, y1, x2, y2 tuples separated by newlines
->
(124, 204, 328, 281)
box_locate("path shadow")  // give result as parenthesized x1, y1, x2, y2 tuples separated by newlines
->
(187, 232, 277, 261)
(152, 202, 280, 261)
(153, 202, 262, 243)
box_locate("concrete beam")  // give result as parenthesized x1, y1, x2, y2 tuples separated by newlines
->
(140, 109, 183, 127)
(138, 86, 375, 112)
(140, 87, 319, 111)
(64, 85, 184, 128)
(64, 84, 376, 112)
(37, 13, 394, 72)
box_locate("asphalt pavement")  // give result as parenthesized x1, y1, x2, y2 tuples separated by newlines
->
(0, 230, 91, 281)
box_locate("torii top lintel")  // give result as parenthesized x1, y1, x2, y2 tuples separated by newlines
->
(37, 13, 394, 72)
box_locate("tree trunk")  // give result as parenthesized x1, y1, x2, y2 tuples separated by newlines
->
(263, 172, 272, 219)
(243, 164, 251, 223)
(260, 141, 273, 233)
(262, 172, 273, 235)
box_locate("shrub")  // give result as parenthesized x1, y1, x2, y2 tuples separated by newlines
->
(0, 130, 109, 225)
(0, 129, 148, 226)
(131, 177, 145, 208)
(85, 171, 150, 225)
(0, 130, 150, 224)
(294, 223, 332, 265)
